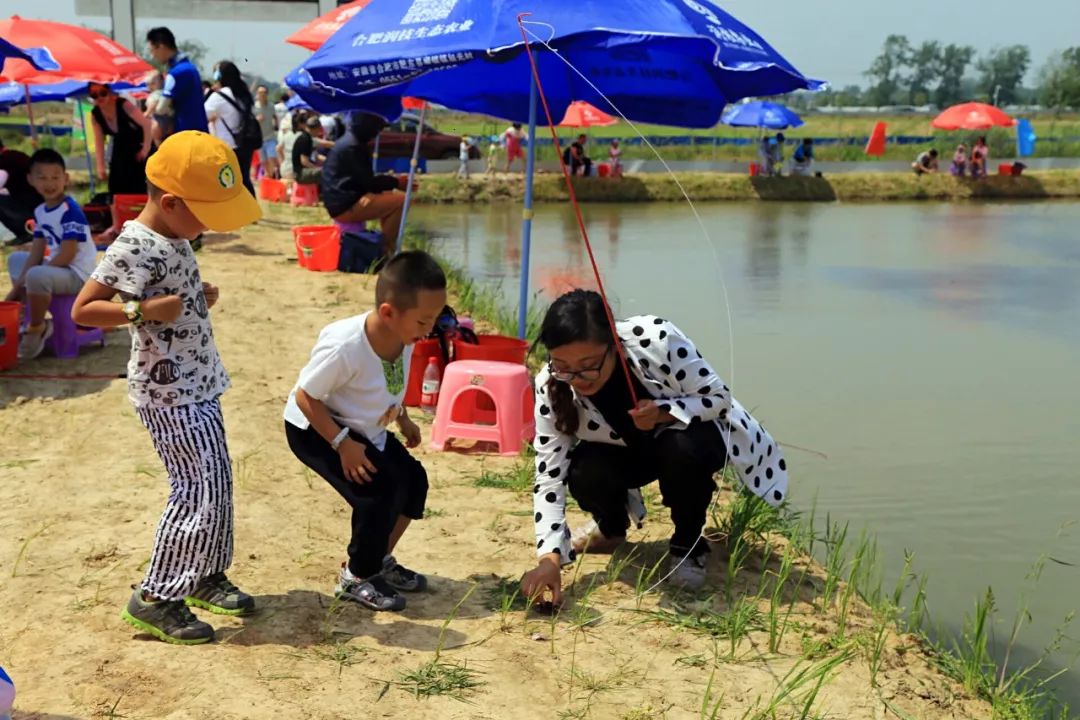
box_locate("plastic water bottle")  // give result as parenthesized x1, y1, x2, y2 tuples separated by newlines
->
(458, 315, 475, 332)
(420, 357, 441, 414)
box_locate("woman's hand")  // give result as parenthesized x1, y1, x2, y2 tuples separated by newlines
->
(136, 147, 149, 162)
(97, 166, 108, 182)
(628, 399, 674, 432)
(339, 437, 378, 484)
(521, 554, 562, 605)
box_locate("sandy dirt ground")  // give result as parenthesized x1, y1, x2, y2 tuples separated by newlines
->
(0, 218, 992, 719)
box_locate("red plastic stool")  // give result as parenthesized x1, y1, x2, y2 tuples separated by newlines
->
(430, 360, 535, 457)
(290, 182, 320, 207)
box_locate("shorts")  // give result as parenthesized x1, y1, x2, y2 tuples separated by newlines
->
(260, 138, 278, 163)
(7, 251, 85, 296)
(507, 145, 525, 161)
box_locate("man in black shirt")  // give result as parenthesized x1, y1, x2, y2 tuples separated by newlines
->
(292, 116, 325, 185)
(0, 139, 43, 246)
(320, 112, 408, 258)
(561, 134, 593, 177)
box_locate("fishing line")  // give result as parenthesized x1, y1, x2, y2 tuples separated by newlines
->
(516, 13, 639, 408)
(517, 18, 788, 597)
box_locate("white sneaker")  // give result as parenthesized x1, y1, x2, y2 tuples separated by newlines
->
(17, 320, 52, 360)
(667, 553, 708, 591)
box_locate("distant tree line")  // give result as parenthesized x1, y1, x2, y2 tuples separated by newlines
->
(804, 36, 1080, 110)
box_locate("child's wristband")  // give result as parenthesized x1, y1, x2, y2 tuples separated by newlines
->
(331, 427, 350, 451)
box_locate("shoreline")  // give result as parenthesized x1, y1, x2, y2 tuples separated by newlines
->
(410, 170, 1080, 204)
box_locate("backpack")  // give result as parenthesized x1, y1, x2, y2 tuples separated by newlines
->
(215, 90, 263, 151)
(429, 306, 478, 365)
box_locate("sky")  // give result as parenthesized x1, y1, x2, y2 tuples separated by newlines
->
(6, 0, 1080, 88)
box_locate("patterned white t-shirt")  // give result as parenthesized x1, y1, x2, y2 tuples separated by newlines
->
(91, 221, 230, 409)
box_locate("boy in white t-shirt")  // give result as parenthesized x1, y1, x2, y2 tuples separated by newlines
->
(284, 251, 447, 612)
(4, 149, 99, 359)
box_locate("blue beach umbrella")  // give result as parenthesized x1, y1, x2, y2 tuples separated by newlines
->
(0, 36, 59, 74)
(0, 79, 144, 108)
(721, 100, 803, 130)
(287, 0, 823, 336)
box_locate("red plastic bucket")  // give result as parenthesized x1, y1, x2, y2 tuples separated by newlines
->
(293, 226, 340, 272)
(0, 301, 22, 370)
(111, 194, 148, 229)
(259, 177, 288, 202)
(404, 339, 444, 407)
(749, 162, 760, 177)
(453, 334, 529, 365)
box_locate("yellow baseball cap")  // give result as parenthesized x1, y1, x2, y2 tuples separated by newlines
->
(146, 131, 262, 232)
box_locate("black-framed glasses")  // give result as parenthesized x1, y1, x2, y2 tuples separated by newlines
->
(88, 90, 109, 100)
(548, 345, 611, 383)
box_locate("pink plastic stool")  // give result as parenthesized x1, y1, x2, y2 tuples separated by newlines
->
(430, 360, 535, 457)
(21, 295, 105, 359)
(290, 182, 320, 207)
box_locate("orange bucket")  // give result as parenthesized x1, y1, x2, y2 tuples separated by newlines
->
(453, 334, 529, 365)
(0, 301, 22, 371)
(259, 177, 288, 202)
(293, 225, 340, 272)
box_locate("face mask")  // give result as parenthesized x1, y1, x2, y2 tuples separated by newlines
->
(213, 69, 222, 82)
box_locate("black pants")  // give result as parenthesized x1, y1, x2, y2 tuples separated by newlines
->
(285, 423, 428, 578)
(0, 194, 38, 244)
(567, 421, 727, 557)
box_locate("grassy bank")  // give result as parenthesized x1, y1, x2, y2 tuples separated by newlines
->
(411, 169, 1080, 204)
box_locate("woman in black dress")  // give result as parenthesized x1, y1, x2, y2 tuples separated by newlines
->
(89, 83, 152, 196)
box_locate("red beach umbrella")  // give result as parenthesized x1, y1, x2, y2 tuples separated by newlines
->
(0, 15, 151, 85)
(558, 101, 618, 128)
(931, 102, 1015, 131)
(286, 0, 373, 51)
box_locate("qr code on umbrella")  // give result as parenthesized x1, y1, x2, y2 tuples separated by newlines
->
(401, 0, 459, 24)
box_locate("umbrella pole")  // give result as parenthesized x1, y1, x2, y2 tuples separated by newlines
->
(518, 73, 538, 340)
(77, 99, 96, 197)
(372, 133, 381, 172)
(396, 102, 426, 254)
(24, 86, 38, 148)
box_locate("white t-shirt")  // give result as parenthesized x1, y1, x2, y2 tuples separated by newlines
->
(92, 221, 230, 409)
(32, 196, 98, 282)
(284, 312, 413, 452)
(204, 88, 244, 148)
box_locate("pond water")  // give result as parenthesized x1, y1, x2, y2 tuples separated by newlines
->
(414, 199, 1080, 703)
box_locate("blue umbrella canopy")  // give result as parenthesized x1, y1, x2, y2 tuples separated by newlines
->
(0, 79, 145, 109)
(721, 100, 803, 130)
(0, 37, 59, 74)
(288, 0, 823, 127)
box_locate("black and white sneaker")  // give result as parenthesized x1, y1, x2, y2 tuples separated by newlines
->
(381, 554, 428, 592)
(334, 563, 406, 611)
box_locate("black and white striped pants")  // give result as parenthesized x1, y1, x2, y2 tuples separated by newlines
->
(136, 398, 234, 601)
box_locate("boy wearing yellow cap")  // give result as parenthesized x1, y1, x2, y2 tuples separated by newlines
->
(73, 131, 261, 645)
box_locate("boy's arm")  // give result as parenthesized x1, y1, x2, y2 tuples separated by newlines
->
(295, 388, 378, 483)
(47, 239, 78, 268)
(72, 280, 182, 329)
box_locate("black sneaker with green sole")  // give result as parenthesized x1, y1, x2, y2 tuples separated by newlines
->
(184, 572, 256, 616)
(121, 590, 214, 645)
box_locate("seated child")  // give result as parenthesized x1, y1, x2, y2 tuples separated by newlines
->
(284, 251, 447, 611)
(951, 144, 968, 177)
(3, 149, 98, 360)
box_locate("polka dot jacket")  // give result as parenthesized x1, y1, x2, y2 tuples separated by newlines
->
(532, 316, 789, 562)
